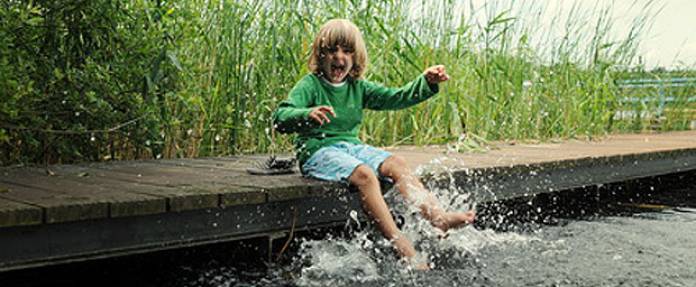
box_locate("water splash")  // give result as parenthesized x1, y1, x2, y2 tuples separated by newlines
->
(295, 233, 383, 286)
(293, 156, 537, 285)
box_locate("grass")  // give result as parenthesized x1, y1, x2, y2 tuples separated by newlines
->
(3, 0, 695, 164)
(161, 0, 696, 159)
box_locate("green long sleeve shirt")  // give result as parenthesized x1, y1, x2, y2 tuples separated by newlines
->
(273, 73, 439, 166)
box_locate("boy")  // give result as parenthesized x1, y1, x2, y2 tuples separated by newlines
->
(273, 19, 475, 266)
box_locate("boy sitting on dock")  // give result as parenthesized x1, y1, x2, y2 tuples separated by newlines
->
(272, 19, 475, 267)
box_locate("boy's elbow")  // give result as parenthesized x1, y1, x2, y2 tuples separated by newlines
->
(272, 118, 292, 134)
(271, 117, 284, 133)
(272, 109, 308, 134)
(272, 122, 287, 134)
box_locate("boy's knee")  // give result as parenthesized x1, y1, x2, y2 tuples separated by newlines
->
(349, 165, 379, 187)
(380, 155, 409, 177)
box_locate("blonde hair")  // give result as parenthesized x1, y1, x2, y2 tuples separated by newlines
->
(308, 19, 368, 79)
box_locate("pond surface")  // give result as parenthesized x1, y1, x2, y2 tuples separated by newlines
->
(2, 172, 695, 287)
(285, 181, 696, 287)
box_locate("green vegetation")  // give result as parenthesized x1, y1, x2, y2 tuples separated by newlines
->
(1, 0, 694, 165)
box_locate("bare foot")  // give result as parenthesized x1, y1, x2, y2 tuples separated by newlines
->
(432, 210, 476, 233)
(392, 236, 431, 270)
(412, 262, 431, 271)
(399, 258, 431, 271)
(392, 235, 417, 258)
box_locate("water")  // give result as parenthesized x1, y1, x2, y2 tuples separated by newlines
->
(290, 191, 696, 287)
(2, 171, 696, 287)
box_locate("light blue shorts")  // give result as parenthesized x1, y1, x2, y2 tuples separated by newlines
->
(301, 142, 392, 183)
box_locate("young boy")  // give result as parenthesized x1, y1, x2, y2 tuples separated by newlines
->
(273, 19, 475, 266)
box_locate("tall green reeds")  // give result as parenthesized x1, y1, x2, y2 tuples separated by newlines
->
(2, 0, 694, 165)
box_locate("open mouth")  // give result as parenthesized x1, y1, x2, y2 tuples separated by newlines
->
(330, 63, 346, 78)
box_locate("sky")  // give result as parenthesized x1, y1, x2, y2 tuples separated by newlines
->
(551, 0, 696, 68)
(636, 0, 696, 68)
(451, 0, 696, 69)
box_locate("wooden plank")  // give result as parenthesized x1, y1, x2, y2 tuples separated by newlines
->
(0, 195, 42, 227)
(20, 166, 220, 212)
(233, 174, 340, 202)
(45, 164, 267, 211)
(158, 156, 271, 173)
(83, 161, 241, 187)
(84, 161, 331, 202)
(0, 182, 107, 224)
(219, 186, 267, 207)
(0, 168, 166, 218)
(392, 130, 696, 171)
(167, 162, 336, 201)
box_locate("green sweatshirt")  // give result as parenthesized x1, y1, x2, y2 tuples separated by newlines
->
(273, 73, 439, 166)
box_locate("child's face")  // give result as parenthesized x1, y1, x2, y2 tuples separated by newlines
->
(320, 45, 354, 84)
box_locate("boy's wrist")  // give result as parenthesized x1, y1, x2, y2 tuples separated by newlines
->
(423, 74, 439, 94)
(428, 82, 439, 93)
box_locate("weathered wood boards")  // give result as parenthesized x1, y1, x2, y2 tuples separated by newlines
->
(0, 196, 42, 227)
(0, 159, 343, 224)
(0, 130, 695, 271)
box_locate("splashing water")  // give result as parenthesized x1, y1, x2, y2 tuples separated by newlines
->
(293, 156, 537, 286)
(293, 214, 539, 286)
(295, 233, 383, 286)
(288, 162, 696, 287)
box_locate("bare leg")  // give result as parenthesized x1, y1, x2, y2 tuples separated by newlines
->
(349, 164, 417, 259)
(379, 155, 475, 233)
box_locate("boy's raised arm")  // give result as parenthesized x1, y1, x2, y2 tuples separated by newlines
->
(362, 74, 439, 111)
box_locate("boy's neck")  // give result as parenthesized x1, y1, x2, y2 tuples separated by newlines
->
(321, 76, 347, 87)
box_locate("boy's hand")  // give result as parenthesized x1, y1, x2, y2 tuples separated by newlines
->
(424, 65, 449, 84)
(308, 106, 336, 125)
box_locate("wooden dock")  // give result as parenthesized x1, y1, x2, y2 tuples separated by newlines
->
(1, 131, 695, 271)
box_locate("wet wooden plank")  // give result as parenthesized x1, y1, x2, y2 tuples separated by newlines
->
(76, 162, 232, 187)
(234, 174, 341, 202)
(0, 168, 166, 218)
(40, 165, 221, 212)
(0, 195, 42, 227)
(45, 164, 267, 211)
(159, 158, 332, 201)
(158, 156, 282, 173)
(218, 186, 267, 207)
(0, 182, 107, 224)
(158, 158, 245, 171)
(85, 161, 331, 202)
